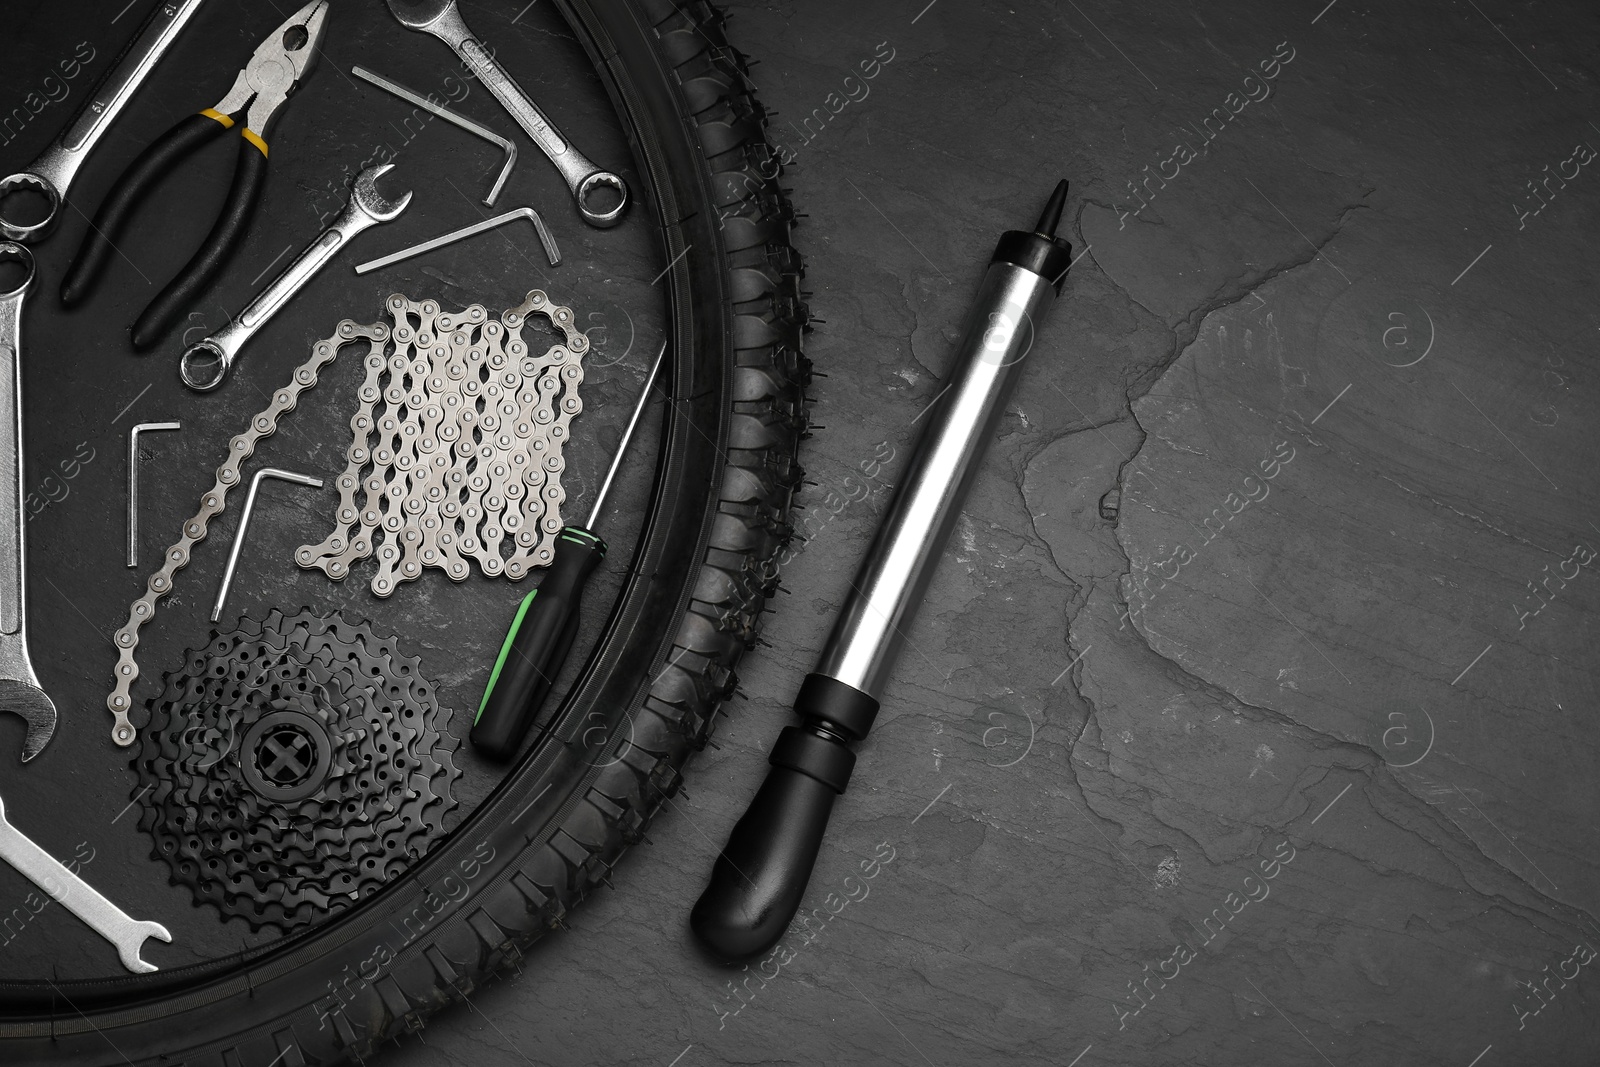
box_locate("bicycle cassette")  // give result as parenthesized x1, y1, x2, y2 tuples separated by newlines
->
(134, 609, 460, 931)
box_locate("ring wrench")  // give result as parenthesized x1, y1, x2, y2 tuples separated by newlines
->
(385, 0, 629, 228)
(0, 245, 57, 764)
(0, 791, 171, 972)
(180, 163, 412, 392)
(0, 0, 206, 243)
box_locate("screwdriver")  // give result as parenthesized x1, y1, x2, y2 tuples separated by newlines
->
(470, 340, 667, 760)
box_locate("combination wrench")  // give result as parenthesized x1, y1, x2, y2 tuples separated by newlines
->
(0, 790, 171, 972)
(180, 163, 412, 392)
(0, 0, 207, 243)
(0, 245, 57, 764)
(385, 0, 630, 228)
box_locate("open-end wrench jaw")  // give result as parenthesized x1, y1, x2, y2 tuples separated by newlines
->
(0, 791, 171, 971)
(0, 673, 57, 764)
(352, 163, 414, 222)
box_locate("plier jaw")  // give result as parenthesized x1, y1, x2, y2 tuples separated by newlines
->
(59, 0, 332, 348)
(211, 0, 330, 138)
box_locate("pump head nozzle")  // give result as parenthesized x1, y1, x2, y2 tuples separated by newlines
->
(1034, 179, 1069, 238)
(992, 178, 1074, 292)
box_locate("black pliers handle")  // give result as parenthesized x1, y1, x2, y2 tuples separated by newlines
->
(60, 0, 329, 350)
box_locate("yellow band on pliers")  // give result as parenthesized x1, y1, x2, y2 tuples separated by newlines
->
(241, 127, 268, 157)
(199, 108, 234, 128)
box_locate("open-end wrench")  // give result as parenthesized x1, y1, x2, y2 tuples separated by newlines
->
(0, 245, 57, 764)
(385, 0, 629, 228)
(0, 0, 207, 243)
(0, 791, 171, 972)
(179, 163, 412, 392)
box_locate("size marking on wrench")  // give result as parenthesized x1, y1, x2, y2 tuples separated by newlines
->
(0, 792, 170, 972)
(180, 163, 411, 392)
(0, 245, 58, 764)
(386, 0, 629, 227)
(0, 0, 206, 243)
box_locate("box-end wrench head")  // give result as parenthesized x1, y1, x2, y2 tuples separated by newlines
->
(179, 163, 413, 392)
(384, 0, 629, 228)
(0, 0, 206, 243)
(0, 174, 63, 246)
(0, 245, 56, 764)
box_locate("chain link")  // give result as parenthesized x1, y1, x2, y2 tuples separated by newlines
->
(296, 290, 587, 596)
(107, 321, 389, 747)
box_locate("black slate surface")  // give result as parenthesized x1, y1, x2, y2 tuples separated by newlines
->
(4, 1, 1600, 1065)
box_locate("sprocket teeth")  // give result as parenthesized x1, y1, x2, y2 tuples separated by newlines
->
(134, 609, 460, 932)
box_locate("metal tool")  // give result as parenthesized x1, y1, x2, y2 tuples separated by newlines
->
(0, 245, 56, 764)
(127, 422, 181, 568)
(0, 0, 206, 243)
(0, 790, 171, 972)
(211, 468, 323, 621)
(352, 65, 516, 206)
(111, 318, 391, 747)
(384, 0, 630, 228)
(355, 207, 560, 274)
(179, 163, 412, 392)
(297, 290, 588, 594)
(471, 340, 664, 760)
(691, 181, 1077, 961)
(61, 0, 331, 350)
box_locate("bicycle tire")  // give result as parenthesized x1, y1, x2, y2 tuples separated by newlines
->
(0, 0, 806, 1062)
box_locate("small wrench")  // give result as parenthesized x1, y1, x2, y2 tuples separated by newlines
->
(0, 791, 171, 973)
(385, 0, 629, 228)
(0, 0, 207, 243)
(0, 245, 57, 764)
(180, 163, 412, 392)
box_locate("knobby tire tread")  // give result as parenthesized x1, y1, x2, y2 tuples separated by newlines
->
(0, 1, 807, 1062)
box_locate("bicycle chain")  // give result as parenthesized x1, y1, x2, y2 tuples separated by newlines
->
(135, 608, 459, 931)
(296, 290, 588, 596)
(107, 320, 389, 747)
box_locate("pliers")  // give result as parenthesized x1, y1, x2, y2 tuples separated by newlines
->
(60, 0, 330, 349)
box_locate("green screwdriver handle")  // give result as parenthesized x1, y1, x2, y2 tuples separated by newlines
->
(470, 526, 607, 760)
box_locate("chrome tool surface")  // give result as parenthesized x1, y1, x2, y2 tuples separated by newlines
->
(210, 468, 324, 621)
(179, 163, 411, 392)
(0, 244, 56, 763)
(127, 422, 181, 568)
(355, 206, 561, 273)
(0, 790, 171, 972)
(384, 0, 629, 227)
(0, 0, 206, 242)
(352, 65, 517, 206)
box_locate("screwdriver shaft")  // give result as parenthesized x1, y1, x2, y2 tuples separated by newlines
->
(587, 339, 667, 529)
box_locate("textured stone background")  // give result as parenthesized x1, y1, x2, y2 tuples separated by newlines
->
(2, 0, 1599, 1065)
